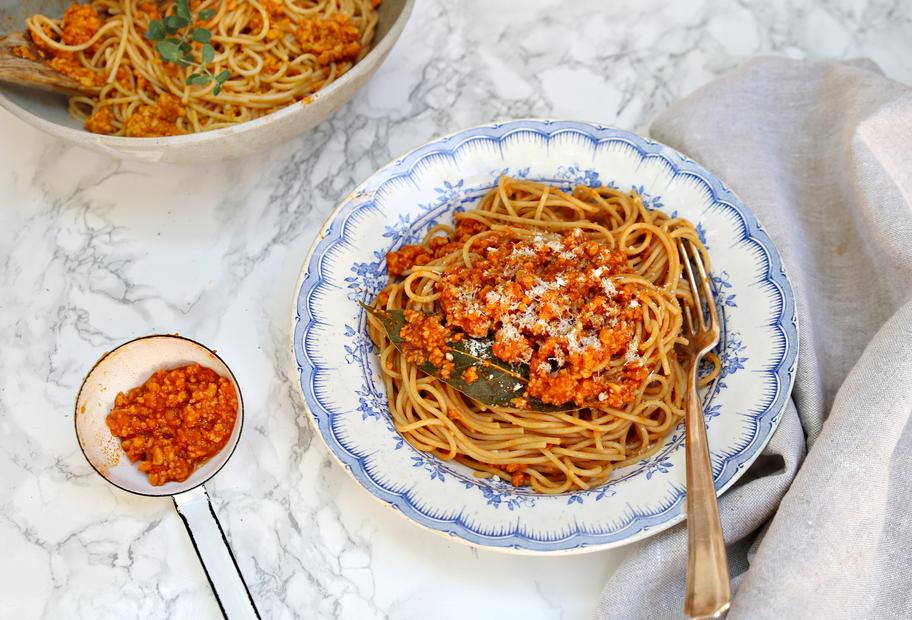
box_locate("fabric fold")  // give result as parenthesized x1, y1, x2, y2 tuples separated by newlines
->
(598, 57, 912, 620)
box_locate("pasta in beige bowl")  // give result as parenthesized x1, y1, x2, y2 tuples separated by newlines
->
(0, 0, 413, 163)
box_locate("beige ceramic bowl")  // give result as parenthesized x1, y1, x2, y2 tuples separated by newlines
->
(0, 0, 413, 163)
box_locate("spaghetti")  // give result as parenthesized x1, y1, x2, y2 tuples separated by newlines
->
(21, 0, 380, 136)
(367, 176, 720, 494)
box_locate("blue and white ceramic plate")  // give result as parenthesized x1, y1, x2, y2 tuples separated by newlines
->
(292, 120, 798, 554)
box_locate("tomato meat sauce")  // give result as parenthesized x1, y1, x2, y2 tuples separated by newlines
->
(106, 364, 238, 486)
(387, 219, 648, 409)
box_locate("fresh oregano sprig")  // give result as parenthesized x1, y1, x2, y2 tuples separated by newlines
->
(145, 0, 230, 95)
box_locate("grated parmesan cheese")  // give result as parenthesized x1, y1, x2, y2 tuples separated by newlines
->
(528, 277, 564, 299)
(434, 221, 651, 409)
(465, 339, 487, 356)
(511, 245, 536, 259)
(567, 329, 600, 354)
(553, 349, 566, 367)
(624, 335, 641, 364)
(560, 317, 578, 335)
(496, 323, 522, 342)
(532, 233, 564, 253)
(485, 289, 504, 304)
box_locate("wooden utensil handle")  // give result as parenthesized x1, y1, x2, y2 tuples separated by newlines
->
(0, 31, 99, 97)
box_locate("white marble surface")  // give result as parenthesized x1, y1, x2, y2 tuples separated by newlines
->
(1, 0, 910, 618)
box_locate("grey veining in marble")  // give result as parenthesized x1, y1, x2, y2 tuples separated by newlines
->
(1, 0, 910, 618)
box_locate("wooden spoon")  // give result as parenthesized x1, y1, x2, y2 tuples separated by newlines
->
(0, 31, 99, 97)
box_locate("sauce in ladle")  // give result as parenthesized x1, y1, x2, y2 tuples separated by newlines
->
(105, 363, 238, 486)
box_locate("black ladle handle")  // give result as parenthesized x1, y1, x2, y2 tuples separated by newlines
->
(173, 486, 260, 620)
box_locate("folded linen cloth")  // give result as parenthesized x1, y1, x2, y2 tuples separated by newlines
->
(597, 57, 912, 620)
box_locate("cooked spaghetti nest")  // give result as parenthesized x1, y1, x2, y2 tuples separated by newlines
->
(22, 0, 380, 136)
(367, 176, 720, 494)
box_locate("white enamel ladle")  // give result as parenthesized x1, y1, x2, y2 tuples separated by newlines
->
(74, 335, 260, 620)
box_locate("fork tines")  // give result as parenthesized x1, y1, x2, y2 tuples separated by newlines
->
(677, 237, 717, 337)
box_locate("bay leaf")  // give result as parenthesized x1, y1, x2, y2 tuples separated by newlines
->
(361, 303, 577, 412)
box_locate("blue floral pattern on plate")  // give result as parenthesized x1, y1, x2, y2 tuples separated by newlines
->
(292, 120, 798, 553)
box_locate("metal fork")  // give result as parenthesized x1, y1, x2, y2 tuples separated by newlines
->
(678, 238, 731, 619)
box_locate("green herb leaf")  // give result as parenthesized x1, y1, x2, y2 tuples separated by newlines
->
(156, 40, 182, 62)
(175, 0, 192, 22)
(191, 28, 211, 43)
(152, 7, 212, 68)
(198, 8, 217, 21)
(200, 43, 215, 65)
(186, 73, 210, 86)
(178, 42, 193, 64)
(146, 20, 165, 41)
(361, 304, 578, 412)
(165, 14, 189, 32)
(212, 69, 230, 94)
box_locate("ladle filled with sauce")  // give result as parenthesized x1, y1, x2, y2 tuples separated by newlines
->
(75, 335, 259, 620)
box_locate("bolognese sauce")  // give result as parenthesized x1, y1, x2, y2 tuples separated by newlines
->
(388, 223, 648, 408)
(106, 364, 238, 486)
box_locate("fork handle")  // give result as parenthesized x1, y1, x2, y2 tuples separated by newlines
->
(684, 361, 731, 619)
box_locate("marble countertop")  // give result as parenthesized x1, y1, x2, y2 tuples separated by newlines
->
(1, 1, 909, 618)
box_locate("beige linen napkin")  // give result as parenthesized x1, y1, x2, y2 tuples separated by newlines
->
(598, 57, 912, 620)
